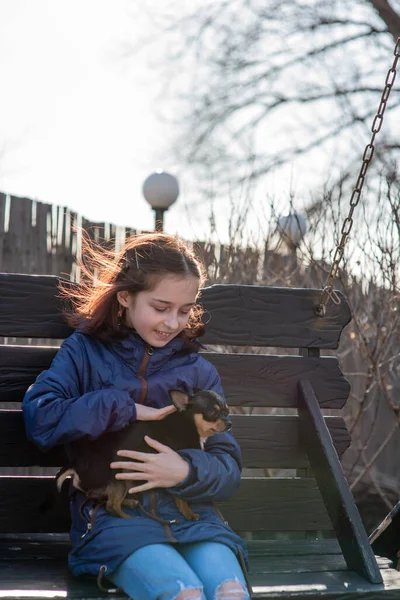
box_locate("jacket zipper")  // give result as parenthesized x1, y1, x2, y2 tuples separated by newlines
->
(137, 344, 153, 377)
(137, 344, 153, 403)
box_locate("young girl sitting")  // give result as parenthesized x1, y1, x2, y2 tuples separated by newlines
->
(22, 232, 250, 600)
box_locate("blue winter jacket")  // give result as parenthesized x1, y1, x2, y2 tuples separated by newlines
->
(22, 330, 248, 577)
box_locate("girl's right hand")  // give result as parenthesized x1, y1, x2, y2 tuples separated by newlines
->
(135, 403, 177, 421)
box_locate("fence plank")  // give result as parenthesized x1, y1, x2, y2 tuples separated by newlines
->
(0, 193, 6, 270)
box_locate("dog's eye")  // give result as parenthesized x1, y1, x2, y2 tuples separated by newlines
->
(205, 410, 220, 421)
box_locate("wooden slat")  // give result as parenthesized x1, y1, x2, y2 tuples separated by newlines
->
(0, 536, 345, 562)
(0, 478, 330, 534)
(249, 538, 343, 557)
(250, 551, 348, 574)
(8, 196, 38, 275)
(0, 275, 351, 348)
(0, 274, 73, 339)
(0, 410, 66, 467)
(0, 536, 393, 575)
(0, 555, 126, 599)
(0, 477, 332, 533)
(0, 345, 58, 403)
(250, 554, 393, 576)
(0, 411, 350, 469)
(249, 567, 400, 598)
(2, 537, 382, 576)
(201, 284, 351, 348)
(1, 557, 399, 600)
(298, 379, 383, 585)
(209, 353, 349, 409)
(0, 346, 350, 409)
(0, 556, 127, 599)
(220, 478, 333, 532)
(233, 415, 350, 467)
(0, 538, 399, 599)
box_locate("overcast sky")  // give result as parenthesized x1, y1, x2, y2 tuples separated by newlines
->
(0, 0, 195, 234)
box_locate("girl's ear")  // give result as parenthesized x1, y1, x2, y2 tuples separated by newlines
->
(169, 390, 191, 412)
(117, 290, 131, 308)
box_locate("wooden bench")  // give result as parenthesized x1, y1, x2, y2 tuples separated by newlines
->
(1, 273, 400, 599)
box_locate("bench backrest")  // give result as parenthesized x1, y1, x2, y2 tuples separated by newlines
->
(0, 273, 352, 537)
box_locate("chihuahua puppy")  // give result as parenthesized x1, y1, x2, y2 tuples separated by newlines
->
(57, 389, 231, 520)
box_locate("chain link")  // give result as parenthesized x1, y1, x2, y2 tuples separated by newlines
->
(316, 37, 400, 317)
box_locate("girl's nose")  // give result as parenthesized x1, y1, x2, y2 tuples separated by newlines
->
(164, 313, 179, 330)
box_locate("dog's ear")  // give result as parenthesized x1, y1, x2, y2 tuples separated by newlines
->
(169, 390, 191, 412)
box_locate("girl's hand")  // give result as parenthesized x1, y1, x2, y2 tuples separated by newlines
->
(135, 404, 176, 421)
(110, 436, 190, 493)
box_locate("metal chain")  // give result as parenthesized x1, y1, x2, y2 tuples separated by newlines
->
(316, 37, 400, 318)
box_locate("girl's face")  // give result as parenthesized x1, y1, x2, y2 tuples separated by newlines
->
(117, 274, 200, 347)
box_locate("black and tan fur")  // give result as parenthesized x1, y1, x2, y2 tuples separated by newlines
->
(57, 389, 231, 520)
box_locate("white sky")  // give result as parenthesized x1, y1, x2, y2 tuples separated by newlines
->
(0, 0, 193, 234)
(1, 1, 396, 247)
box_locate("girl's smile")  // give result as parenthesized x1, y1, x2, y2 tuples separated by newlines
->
(155, 330, 173, 341)
(117, 274, 199, 347)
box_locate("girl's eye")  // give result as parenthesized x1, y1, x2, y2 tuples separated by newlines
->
(153, 307, 190, 315)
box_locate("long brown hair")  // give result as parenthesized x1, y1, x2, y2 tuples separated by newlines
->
(59, 231, 207, 343)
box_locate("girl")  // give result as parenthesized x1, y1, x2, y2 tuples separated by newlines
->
(22, 233, 250, 600)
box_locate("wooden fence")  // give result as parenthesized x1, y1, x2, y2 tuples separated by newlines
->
(0, 192, 137, 278)
(0, 192, 296, 284)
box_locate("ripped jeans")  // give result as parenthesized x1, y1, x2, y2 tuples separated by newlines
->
(109, 541, 250, 600)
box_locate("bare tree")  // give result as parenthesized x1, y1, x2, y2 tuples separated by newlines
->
(147, 0, 400, 193)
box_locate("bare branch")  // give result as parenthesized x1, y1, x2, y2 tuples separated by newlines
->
(367, 0, 400, 41)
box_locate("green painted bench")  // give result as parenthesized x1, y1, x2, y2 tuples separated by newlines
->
(1, 273, 400, 599)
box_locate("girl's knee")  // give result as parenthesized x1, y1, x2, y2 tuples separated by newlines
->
(215, 580, 248, 600)
(175, 588, 203, 600)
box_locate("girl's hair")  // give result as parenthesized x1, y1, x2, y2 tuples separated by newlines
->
(59, 231, 207, 344)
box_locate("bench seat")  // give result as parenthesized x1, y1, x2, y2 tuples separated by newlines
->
(0, 536, 398, 599)
(1, 275, 400, 599)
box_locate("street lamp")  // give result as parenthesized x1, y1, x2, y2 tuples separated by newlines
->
(142, 171, 180, 231)
(277, 213, 307, 254)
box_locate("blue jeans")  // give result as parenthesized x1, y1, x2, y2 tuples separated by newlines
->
(109, 541, 250, 600)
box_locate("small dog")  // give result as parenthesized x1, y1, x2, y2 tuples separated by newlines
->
(57, 389, 231, 520)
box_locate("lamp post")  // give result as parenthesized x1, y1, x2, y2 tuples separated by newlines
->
(277, 213, 307, 255)
(142, 171, 180, 231)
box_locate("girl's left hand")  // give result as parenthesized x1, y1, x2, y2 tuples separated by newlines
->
(110, 436, 190, 494)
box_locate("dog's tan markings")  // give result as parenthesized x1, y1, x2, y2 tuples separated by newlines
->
(169, 389, 189, 411)
(57, 389, 231, 524)
(57, 469, 85, 493)
(173, 496, 200, 521)
(106, 480, 135, 518)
